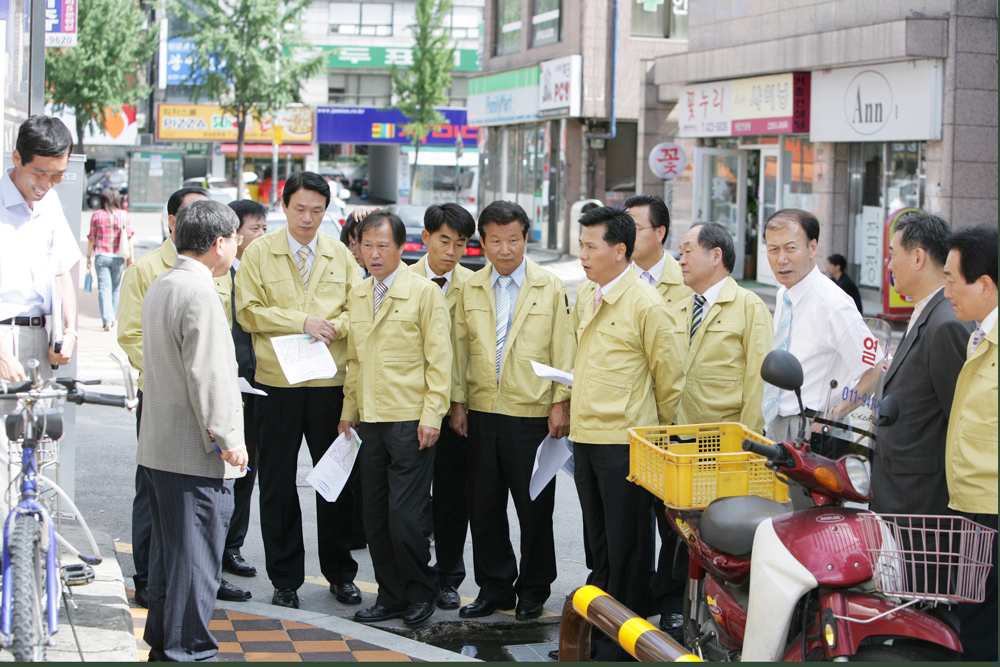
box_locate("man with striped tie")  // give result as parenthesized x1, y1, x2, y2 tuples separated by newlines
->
(450, 201, 576, 620)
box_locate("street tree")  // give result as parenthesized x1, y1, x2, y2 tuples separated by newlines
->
(391, 0, 455, 202)
(45, 0, 156, 153)
(169, 0, 323, 198)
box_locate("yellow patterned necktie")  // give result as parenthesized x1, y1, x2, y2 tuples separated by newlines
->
(296, 246, 311, 287)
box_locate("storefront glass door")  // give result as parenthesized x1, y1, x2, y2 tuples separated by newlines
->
(755, 148, 780, 286)
(694, 148, 747, 280)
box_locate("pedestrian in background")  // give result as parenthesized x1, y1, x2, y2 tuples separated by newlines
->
(86, 186, 133, 331)
(826, 253, 863, 314)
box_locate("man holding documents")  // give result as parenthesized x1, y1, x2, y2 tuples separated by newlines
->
(451, 201, 576, 621)
(573, 206, 684, 662)
(338, 211, 452, 627)
(235, 172, 363, 610)
(138, 200, 248, 661)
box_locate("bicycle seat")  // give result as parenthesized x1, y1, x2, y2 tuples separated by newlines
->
(700, 495, 788, 557)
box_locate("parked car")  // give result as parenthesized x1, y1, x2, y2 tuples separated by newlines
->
(85, 168, 128, 209)
(393, 205, 486, 270)
(265, 199, 347, 240)
(182, 177, 238, 204)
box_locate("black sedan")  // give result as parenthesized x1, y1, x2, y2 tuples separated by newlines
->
(394, 205, 487, 270)
(86, 168, 128, 209)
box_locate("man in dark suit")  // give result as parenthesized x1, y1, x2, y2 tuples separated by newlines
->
(872, 213, 973, 515)
(826, 253, 863, 314)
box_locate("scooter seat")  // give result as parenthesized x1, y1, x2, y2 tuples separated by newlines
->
(700, 495, 788, 557)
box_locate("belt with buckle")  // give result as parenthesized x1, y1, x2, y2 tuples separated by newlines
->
(0, 316, 46, 328)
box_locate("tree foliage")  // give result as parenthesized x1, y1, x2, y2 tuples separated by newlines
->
(169, 0, 323, 197)
(390, 0, 455, 201)
(45, 0, 156, 152)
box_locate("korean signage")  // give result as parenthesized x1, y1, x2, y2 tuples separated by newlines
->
(647, 142, 687, 180)
(678, 73, 811, 138)
(321, 45, 480, 71)
(44, 0, 77, 47)
(810, 60, 943, 142)
(538, 55, 582, 118)
(315, 107, 478, 147)
(156, 104, 314, 142)
(467, 66, 540, 126)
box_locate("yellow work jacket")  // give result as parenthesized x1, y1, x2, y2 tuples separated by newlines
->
(571, 270, 684, 444)
(409, 256, 474, 322)
(117, 238, 232, 391)
(341, 267, 452, 428)
(235, 229, 361, 388)
(946, 324, 998, 514)
(654, 253, 694, 307)
(672, 277, 773, 433)
(451, 258, 575, 418)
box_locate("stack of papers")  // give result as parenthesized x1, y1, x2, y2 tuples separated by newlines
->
(530, 361, 573, 387)
(270, 334, 338, 385)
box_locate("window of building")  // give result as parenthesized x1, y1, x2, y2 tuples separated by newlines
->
(449, 6, 482, 39)
(328, 73, 392, 106)
(449, 77, 469, 108)
(532, 0, 560, 47)
(631, 0, 688, 39)
(329, 2, 393, 36)
(495, 0, 522, 55)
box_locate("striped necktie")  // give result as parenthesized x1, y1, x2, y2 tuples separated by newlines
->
(641, 271, 654, 286)
(594, 286, 604, 310)
(970, 325, 986, 354)
(762, 292, 793, 426)
(373, 280, 388, 319)
(296, 246, 311, 287)
(496, 275, 513, 378)
(690, 294, 707, 341)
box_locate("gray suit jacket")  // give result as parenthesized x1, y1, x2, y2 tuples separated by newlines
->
(871, 290, 973, 514)
(137, 259, 244, 478)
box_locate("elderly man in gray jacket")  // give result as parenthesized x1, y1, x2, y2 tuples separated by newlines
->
(138, 200, 249, 662)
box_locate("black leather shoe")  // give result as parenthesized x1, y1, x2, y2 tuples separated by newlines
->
(134, 587, 149, 609)
(354, 604, 405, 623)
(437, 585, 461, 609)
(272, 588, 299, 609)
(222, 553, 257, 577)
(659, 612, 684, 643)
(218, 579, 252, 601)
(515, 599, 544, 620)
(459, 595, 516, 618)
(548, 649, 559, 661)
(331, 581, 362, 605)
(403, 600, 436, 626)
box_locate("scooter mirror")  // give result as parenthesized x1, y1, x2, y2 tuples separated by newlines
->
(760, 350, 804, 392)
(875, 394, 900, 427)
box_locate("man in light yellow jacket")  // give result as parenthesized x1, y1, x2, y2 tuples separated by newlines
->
(450, 201, 576, 621)
(408, 204, 475, 610)
(942, 224, 997, 662)
(339, 211, 452, 628)
(235, 172, 362, 611)
(625, 193, 692, 307)
(572, 205, 684, 662)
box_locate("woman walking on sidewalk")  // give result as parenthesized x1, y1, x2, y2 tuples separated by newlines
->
(86, 186, 134, 331)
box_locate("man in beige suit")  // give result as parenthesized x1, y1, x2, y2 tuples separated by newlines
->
(138, 200, 248, 661)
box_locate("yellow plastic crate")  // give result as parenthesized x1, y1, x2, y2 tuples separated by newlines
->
(628, 423, 789, 510)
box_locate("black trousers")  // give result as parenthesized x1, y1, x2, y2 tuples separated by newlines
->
(131, 390, 151, 589)
(358, 420, 437, 610)
(143, 466, 233, 662)
(255, 384, 358, 590)
(225, 388, 258, 557)
(467, 411, 556, 604)
(652, 501, 687, 616)
(432, 416, 468, 587)
(957, 512, 998, 662)
(574, 443, 654, 662)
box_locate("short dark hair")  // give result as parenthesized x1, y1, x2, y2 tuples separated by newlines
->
(357, 210, 405, 248)
(99, 186, 122, 212)
(282, 171, 331, 209)
(340, 216, 359, 245)
(477, 200, 531, 240)
(691, 222, 736, 274)
(892, 212, 951, 267)
(228, 199, 268, 229)
(425, 203, 476, 239)
(623, 193, 671, 242)
(175, 200, 238, 255)
(765, 208, 820, 244)
(578, 206, 636, 262)
(167, 186, 210, 216)
(15, 115, 73, 164)
(827, 253, 848, 270)
(949, 225, 998, 287)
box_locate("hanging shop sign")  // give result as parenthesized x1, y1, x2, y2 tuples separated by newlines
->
(678, 72, 810, 138)
(467, 66, 540, 126)
(320, 45, 480, 71)
(156, 104, 314, 142)
(315, 107, 478, 147)
(648, 142, 687, 180)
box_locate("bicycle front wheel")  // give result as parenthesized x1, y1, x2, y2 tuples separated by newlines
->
(9, 515, 48, 661)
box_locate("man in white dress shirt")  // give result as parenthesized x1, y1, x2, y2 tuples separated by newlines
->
(624, 194, 692, 307)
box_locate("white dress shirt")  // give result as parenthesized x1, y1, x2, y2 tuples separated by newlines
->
(174, 254, 215, 282)
(697, 275, 729, 313)
(491, 258, 526, 341)
(375, 265, 401, 293)
(286, 227, 318, 275)
(631, 252, 666, 285)
(599, 265, 633, 295)
(0, 168, 81, 321)
(424, 260, 453, 294)
(979, 306, 998, 338)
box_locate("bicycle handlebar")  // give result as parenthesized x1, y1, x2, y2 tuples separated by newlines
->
(69, 391, 131, 408)
(0, 380, 32, 395)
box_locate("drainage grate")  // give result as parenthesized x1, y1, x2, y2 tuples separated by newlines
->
(502, 642, 558, 662)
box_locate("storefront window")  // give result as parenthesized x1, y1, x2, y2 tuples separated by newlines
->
(480, 127, 501, 204)
(506, 126, 520, 193)
(496, 0, 521, 55)
(532, 0, 560, 47)
(887, 142, 921, 213)
(781, 137, 814, 210)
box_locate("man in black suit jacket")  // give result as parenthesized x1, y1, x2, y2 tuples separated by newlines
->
(872, 213, 973, 515)
(224, 200, 269, 578)
(826, 253, 863, 314)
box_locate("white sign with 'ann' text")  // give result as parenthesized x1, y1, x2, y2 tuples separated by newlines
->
(538, 55, 582, 118)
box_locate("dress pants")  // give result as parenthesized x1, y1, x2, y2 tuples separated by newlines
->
(131, 389, 151, 589)
(574, 443, 654, 662)
(225, 389, 257, 557)
(358, 420, 437, 610)
(652, 501, 687, 616)
(432, 416, 468, 587)
(957, 512, 998, 661)
(142, 465, 233, 662)
(467, 411, 556, 604)
(255, 384, 357, 590)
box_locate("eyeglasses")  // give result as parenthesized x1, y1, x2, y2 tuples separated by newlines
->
(232, 234, 244, 244)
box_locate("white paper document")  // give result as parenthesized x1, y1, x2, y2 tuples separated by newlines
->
(270, 334, 338, 385)
(529, 434, 574, 500)
(306, 428, 362, 503)
(238, 377, 267, 396)
(222, 459, 248, 479)
(530, 360, 573, 387)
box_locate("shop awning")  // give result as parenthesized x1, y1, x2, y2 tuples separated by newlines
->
(220, 143, 314, 157)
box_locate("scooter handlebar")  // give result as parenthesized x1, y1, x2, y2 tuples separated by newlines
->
(742, 438, 783, 460)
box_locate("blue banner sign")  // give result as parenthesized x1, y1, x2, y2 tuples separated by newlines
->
(316, 106, 478, 147)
